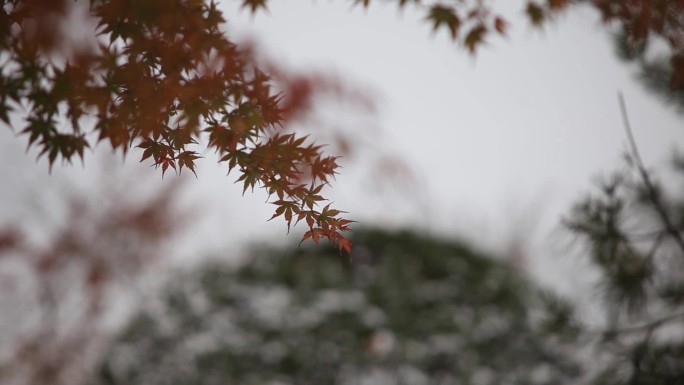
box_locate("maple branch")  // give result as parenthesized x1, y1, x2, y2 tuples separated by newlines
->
(618, 92, 684, 257)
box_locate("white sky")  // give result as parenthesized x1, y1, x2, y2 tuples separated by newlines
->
(211, 1, 683, 290)
(1, 0, 683, 295)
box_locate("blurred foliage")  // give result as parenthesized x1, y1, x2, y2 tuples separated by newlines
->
(92, 151, 684, 385)
(247, 0, 684, 91)
(0, 167, 187, 385)
(589, 0, 684, 91)
(613, 28, 684, 114)
(3, 1, 684, 383)
(565, 153, 684, 384)
(94, 229, 581, 385)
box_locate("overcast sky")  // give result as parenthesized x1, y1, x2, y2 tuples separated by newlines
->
(2, 1, 683, 295)
(211, 1, 684, 289)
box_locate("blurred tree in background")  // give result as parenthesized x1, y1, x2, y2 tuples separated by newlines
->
(90, 150, 684, 385)
(93, 229, 581, 385)
(565, 147, 684, 383)
(3, 1, 684, 384)
(0, 165, 188, 385)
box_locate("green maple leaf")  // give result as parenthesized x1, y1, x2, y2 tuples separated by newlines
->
(526, 2, 545, 26)
(241, 0, 268, 13)
(427, 5, 460, 40)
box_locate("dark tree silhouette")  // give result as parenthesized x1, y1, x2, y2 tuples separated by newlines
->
(94, 229, 581, 385)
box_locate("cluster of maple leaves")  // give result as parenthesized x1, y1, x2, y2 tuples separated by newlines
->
(0, 0, 353, 252)
(342, 0, 684, 89)
(2, 0, 684, 254)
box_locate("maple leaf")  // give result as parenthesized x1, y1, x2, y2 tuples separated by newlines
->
(397, 0, 419, 8)
(670, 55, 684, 90)
(0, 103, 12, 125)
(338, 237, 352, 254)
(318, 203, 343, 222)
(427, 5, 461, 40)
(526, 2, 545, 26)
(494, 17, 507, 35)
(301, 228, 325, 245)
(352, 0, 372, 8)
(177, 151, 201, 177)
(160, 157, 177, 178)
(464, 24, 487, 54)
(547, 0, 568, 10)
(241, 0, 268, 13)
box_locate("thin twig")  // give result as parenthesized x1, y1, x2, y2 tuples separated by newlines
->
(644, 231, 666, 259)
(618, 92, 684, 256)
(617, 311, 684, 335)
(586, 311, 684, 336)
